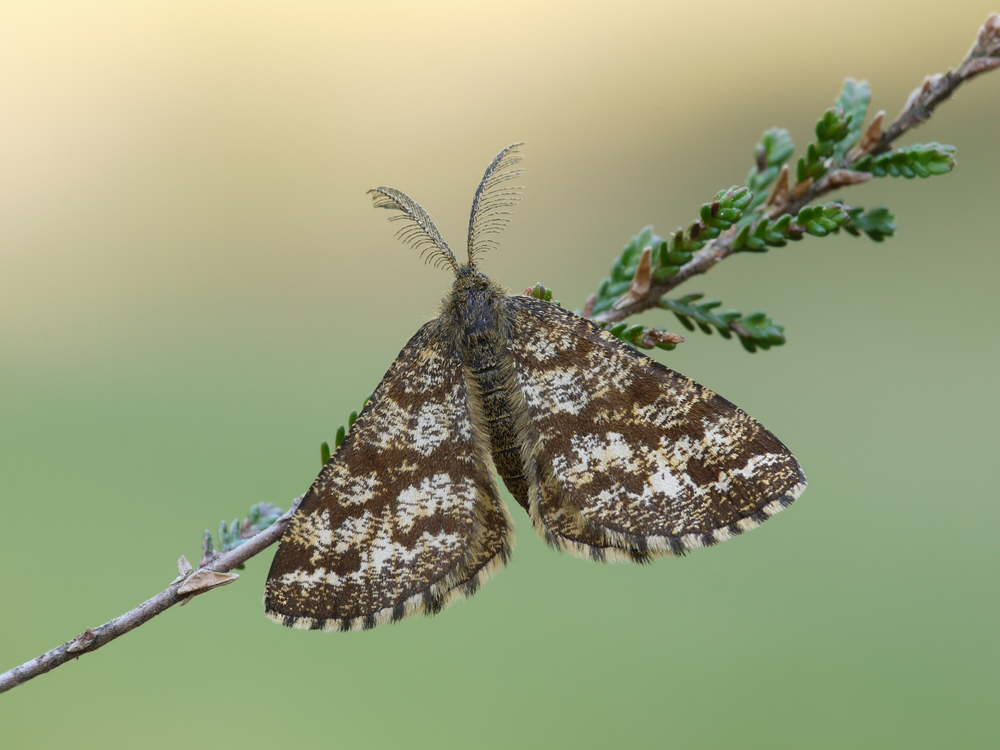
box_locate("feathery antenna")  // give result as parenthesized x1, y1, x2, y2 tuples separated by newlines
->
(467, 143, 524, 267)
(368, 186, 458, 271)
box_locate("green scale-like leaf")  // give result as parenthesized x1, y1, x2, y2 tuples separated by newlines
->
(855, 142, 956, 178)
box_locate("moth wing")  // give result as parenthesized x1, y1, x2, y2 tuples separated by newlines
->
(504, 295, 805, 561)
(265, 320, 513, 631)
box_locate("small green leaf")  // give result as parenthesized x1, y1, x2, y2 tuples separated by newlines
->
(610, 257, 626, 282)
(733, 224, 752, 250)
(763, 128, 795, 165)
(926, 159, 952, 175)
(624, 324, 645, 340)
(846, 206, 895, 242)
(834, 80, 870, 158)
(746, 129, 794, 211)
(607, 280, 631, 298)
(668, 250, 690, 266)
(731, 187, 753, 209)
(650, 240, 667, 267)
(652, 265, 680, 281)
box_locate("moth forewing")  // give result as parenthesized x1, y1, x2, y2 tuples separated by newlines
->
(503, 295, 805, 560)
(264, 144, 805, 631)
(264, 321, 513, 632)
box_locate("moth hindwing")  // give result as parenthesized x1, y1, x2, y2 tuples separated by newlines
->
(264, 144, 806, 631)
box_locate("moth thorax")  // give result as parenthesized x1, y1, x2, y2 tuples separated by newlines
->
(455, 286, 533, 512)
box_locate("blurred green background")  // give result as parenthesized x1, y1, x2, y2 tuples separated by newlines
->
(2, 1, 998, 748)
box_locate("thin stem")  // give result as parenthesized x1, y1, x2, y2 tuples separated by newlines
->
(877, 13, 1000, 153)
(0, 497, 302, 695)
(593, 240, 731, 323)
(592, 13, 999, 326)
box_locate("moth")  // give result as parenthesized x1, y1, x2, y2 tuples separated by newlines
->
(265, 144, 806, 632)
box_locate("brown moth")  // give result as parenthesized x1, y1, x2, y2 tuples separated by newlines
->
(264, 144, 806, 632)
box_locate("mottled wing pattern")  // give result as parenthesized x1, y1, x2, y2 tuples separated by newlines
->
(264, 321, 513, 631)
(504, 295, 806, 561)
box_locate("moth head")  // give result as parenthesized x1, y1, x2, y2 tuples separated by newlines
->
(368, 144, 523, 275)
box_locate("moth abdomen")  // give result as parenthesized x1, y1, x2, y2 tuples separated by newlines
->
(467, 361, 533, 511)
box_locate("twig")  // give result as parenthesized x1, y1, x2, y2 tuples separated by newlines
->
(592, 237, 733, 323)
(784, 13, 1000, 217)
(0, 496, 302, 695)
(592, 13, 1000, 325)
(877, 13, 1000, 152)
